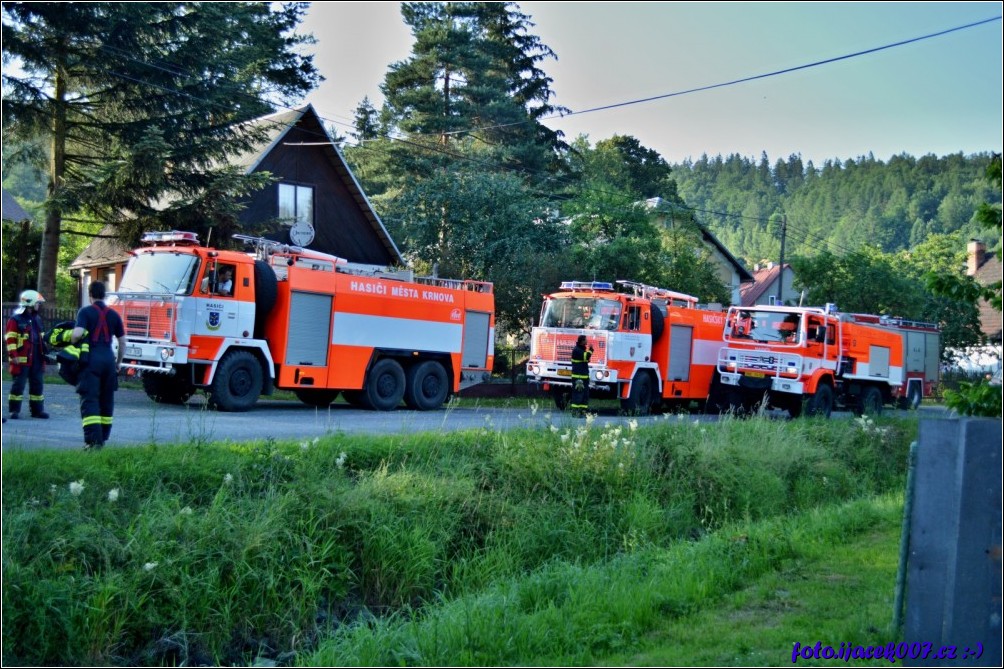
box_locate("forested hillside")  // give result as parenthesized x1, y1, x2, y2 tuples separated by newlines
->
(670, 151, 999, 267)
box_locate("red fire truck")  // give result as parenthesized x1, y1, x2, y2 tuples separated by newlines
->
(526, 280, 727, 414)
(111, 231, 495, 411)
(714, 303, 940, 417)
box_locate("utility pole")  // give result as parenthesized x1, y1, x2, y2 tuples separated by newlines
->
(777, 215, 787, 304)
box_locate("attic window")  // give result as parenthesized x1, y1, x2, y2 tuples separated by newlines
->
(278, 183, 314, 226)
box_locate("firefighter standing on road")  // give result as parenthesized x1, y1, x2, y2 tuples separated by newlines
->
(569, 334, 593, 415)
(5, 289, 49, 420)
(71, 281, 126, 449)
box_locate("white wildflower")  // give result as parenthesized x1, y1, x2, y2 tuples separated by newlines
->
(69, 480, 85, 497)
(585, 413, 596, 427)
(180, 506, 193, 515)
(530, 401, 539, 416)
(107, 488, 120, 503)
(143, 562, 158, 572)
(627, 419, 638, 432)
(549, 424, 559, 433)
(560, 433, 571, 443)
(336, 451, 347, 469)
(223, 473, 233, 485)
(50, 484, 57, 494)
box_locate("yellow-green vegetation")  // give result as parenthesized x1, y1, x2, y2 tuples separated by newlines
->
(2, 414, 916, 666)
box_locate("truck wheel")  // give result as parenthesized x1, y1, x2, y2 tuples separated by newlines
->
(855, 386, 883, 417)
(363, 358, 405, 411)
(142, 369, 195, 405)
(208, 350, 263, 412)
(294, 388, 340, 407)
(404, 360, 449, 410)
(803, 383, 833, 418)
(551, 386, 571, 411)
(621, 372, 654, 415)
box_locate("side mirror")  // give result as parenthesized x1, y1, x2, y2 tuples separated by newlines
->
(814, 326, 827, 343)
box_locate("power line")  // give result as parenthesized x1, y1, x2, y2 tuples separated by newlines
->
(438, 15, 1003, 138)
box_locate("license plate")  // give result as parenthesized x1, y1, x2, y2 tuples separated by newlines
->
(557, 369, 571, 377)
(125, 346, 142, 357)
(746, 371, 766, 378)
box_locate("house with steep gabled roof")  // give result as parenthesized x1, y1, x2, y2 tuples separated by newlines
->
(70, 105, 403, 304)
(740, 262, 797, 307)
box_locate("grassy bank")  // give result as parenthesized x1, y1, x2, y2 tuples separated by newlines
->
(2, 414, 916, 666)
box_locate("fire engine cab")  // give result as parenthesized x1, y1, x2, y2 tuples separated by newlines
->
(714, 303, 940, 417)
(526, 280, 727, 414)
(111, 231, 495, 412)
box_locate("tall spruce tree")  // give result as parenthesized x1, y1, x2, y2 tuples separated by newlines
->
(379, 2, 566, 174)
(2, 2, 319, 301)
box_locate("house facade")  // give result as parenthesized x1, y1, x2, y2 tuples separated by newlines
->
(69, 105, 403, 305)
(967, 239, 1002, 343)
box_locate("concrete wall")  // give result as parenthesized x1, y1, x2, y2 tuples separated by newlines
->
(905, 416, 1002, 667)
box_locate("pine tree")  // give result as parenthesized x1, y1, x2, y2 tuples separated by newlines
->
(2, 2, 320, 301)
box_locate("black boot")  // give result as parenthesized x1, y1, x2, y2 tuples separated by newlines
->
(30, 401, 49, 419)
(8, 400, 21, 420)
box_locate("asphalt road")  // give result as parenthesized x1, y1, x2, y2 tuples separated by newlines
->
(2, 379, 945, 452)
(1, 380, 680, 451)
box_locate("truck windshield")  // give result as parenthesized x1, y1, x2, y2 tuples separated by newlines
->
(540, 297, 622, 330)
(118, 252, 200, 295)
(726, 309, 801, 344)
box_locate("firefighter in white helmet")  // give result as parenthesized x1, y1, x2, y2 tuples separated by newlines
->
(5, 289, 49, 420)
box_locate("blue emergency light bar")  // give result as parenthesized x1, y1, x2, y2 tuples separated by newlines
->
(560, 281, 614, 291)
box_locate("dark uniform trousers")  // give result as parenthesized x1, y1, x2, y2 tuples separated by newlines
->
(79, 345, 117, 445)
(569, 344, 592, 413)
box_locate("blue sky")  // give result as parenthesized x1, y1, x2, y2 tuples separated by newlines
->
(299, 2, 1002, 166)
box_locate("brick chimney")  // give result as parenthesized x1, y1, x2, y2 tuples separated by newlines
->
(967, 239, 985, 276)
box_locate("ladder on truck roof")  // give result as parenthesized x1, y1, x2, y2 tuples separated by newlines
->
(616, 280, 698, 307)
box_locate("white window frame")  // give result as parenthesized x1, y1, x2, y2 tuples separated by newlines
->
(278, 183, 314, 226)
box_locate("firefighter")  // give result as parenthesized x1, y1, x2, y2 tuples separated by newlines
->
(5, 289, 49, 420)
(71, 281, 126, 449)
(569, 334, 593, 415)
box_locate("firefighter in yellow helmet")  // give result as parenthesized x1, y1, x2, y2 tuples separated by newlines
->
(5, 290, 49, 420)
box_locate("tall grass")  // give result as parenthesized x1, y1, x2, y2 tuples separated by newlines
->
(2, 414, 916, 665)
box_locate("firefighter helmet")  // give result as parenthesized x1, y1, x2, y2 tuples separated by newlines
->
(19, 290, 45, 308)
(15, 289, 45, 314)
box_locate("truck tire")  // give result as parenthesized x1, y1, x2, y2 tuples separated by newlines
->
(650, 306, 665, 342)
(404, 360, 449, 410)
(802, 383, 833, 418)
(855, 386, 883, 417)
(621, 371, 655, 415)
(294, 388, 340, 407)
(362, 358, 405, 411)
(253, 259, 278, 339)
(208, 350, 263, 412)
(142, 368, 195, 405)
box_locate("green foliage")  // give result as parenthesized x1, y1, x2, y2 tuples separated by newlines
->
(3, 414, 916, 665)
(2, 2, 320, 301)
(942, 379, 1003, 417)
(382, 166, 567, 334)
(672, 151, 998, 265)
